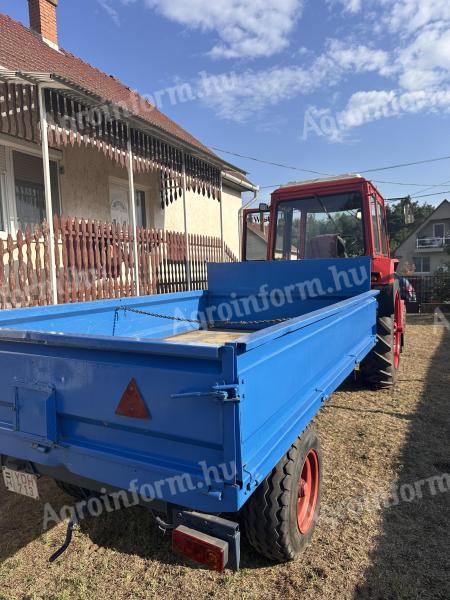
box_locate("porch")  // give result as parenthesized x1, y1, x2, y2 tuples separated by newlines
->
(0, 72, 244, 308)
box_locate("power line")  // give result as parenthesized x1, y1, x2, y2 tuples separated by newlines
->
(213, 146, 450, 176)
(213, 146, 450, 188)
(412, 189, 450, 199)
(260, 180, 448, 190)
(412, 178, 450, 197)
(212, 147, 329, 176)
(360, 155, 450, 174)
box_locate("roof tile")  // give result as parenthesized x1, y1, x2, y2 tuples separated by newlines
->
(0, 12, 215, 156)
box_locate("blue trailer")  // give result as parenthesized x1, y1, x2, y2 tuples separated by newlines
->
(0, 258, 377, 571)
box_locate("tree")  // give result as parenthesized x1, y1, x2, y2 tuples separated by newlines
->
(386, 200, 435, 253)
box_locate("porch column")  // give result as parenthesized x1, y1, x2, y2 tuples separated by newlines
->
(182, 155, 192, 291)
(38, 85, 58, 305)
(219, 174, 225, 262)
(127, 138, 141, 297)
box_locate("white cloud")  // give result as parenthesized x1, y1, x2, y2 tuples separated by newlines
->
(396, 25, 450, 90)
(141, 0, 304, 59)
(97, 0, 121, 26)
(201, 41, 392, 121)
(387, 0, 450, 35)
(338, 88, 450, 129)
(301, 0, 450, 138)
(327, 0, 362, 14)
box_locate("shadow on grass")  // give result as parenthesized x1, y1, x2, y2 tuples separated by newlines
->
(355, 326, 450, 600)
(0, 478, 66, 563)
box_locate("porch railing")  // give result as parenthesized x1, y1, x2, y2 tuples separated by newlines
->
(416, 236, 450, 249)
(0, 217, 237, 310)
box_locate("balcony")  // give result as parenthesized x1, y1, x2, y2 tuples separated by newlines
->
(416, 236, 450, 251)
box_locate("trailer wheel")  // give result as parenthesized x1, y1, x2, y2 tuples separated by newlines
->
(242, 426, 322, 562)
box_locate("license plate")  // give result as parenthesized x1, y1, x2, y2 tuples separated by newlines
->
(2, 467, 39, 500)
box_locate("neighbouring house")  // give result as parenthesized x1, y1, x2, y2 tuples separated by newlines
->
(395, 200, 450, 275)
(0, 1, 257, 307)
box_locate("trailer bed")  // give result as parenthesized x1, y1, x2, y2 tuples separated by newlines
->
(0, 258, 377, 514)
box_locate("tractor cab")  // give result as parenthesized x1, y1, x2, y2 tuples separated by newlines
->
(242, 174, 406, 388)
(242, 174, 397, 286)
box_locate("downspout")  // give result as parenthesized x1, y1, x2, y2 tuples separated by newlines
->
(238, 190, 258, 261)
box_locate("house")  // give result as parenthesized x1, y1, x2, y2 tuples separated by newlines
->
(395, 200, 450, 275)
(0, 1, 258, 305)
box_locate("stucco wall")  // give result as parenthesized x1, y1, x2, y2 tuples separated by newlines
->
(59, 144, 243, 257)
(60, 144, 157, 221)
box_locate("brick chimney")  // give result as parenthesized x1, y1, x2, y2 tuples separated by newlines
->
(28, 0, 59, 49)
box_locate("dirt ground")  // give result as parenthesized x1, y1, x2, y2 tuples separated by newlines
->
(0, 316, 449, 600)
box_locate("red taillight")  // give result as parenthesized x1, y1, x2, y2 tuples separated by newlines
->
(172, 525, 229, 572)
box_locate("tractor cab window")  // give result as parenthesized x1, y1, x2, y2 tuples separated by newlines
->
(274, 192, 364, 260)
(370, 195, 381, 255)
(244, 209, 271, 260)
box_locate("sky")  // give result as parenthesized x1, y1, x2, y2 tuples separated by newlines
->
(1, 0, 450, 207)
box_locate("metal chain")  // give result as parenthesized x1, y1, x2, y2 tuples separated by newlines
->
(112, 305, 288, 336)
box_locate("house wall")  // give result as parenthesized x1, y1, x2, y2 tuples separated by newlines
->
(60, 144, 157, 222)
(61, 144, 242, 257)
(395, 203, 450, 274)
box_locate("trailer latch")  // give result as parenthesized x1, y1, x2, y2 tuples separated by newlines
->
(171, 384, 240, 403)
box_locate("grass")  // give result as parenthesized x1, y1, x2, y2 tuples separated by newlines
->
(0, 316, 448, 599)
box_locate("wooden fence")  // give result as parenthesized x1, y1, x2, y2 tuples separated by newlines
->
(0, 216, 237, 309)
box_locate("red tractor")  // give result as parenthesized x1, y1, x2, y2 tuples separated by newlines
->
(242, 174, 405, 387)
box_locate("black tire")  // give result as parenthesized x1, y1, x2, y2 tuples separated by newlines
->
(55, 480, 92, 500)
(242, 426, 322, 562)
(361, 315, 397, 388)
(361, 278, 403, 389)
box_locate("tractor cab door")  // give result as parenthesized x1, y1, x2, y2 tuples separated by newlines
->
(242, 207, 271, 261)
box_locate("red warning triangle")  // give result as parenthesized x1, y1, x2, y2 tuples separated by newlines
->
(115, 379, 151, 420)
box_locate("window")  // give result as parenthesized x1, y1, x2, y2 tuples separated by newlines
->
(413, 256, 431, 273)
(274, 192, 364, 260)
(378, 202, 389, 256)
(274, 206, 302, 260)
(135, 190, 147, 229)
(370, 195, 381, 254)
(13, 151, 60, 230)
(434, 223, 445, 238)
(245, 210, 270, 260)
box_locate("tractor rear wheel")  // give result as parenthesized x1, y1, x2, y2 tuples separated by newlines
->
(242, 426, 322, 562)
(361, 280, 403, 388)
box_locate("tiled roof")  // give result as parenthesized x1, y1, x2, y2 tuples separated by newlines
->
(0, 12, 220, 159)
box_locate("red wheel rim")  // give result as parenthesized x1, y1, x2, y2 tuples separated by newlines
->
(297, 449, 319, 534)
(393, 293, 402, 369)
